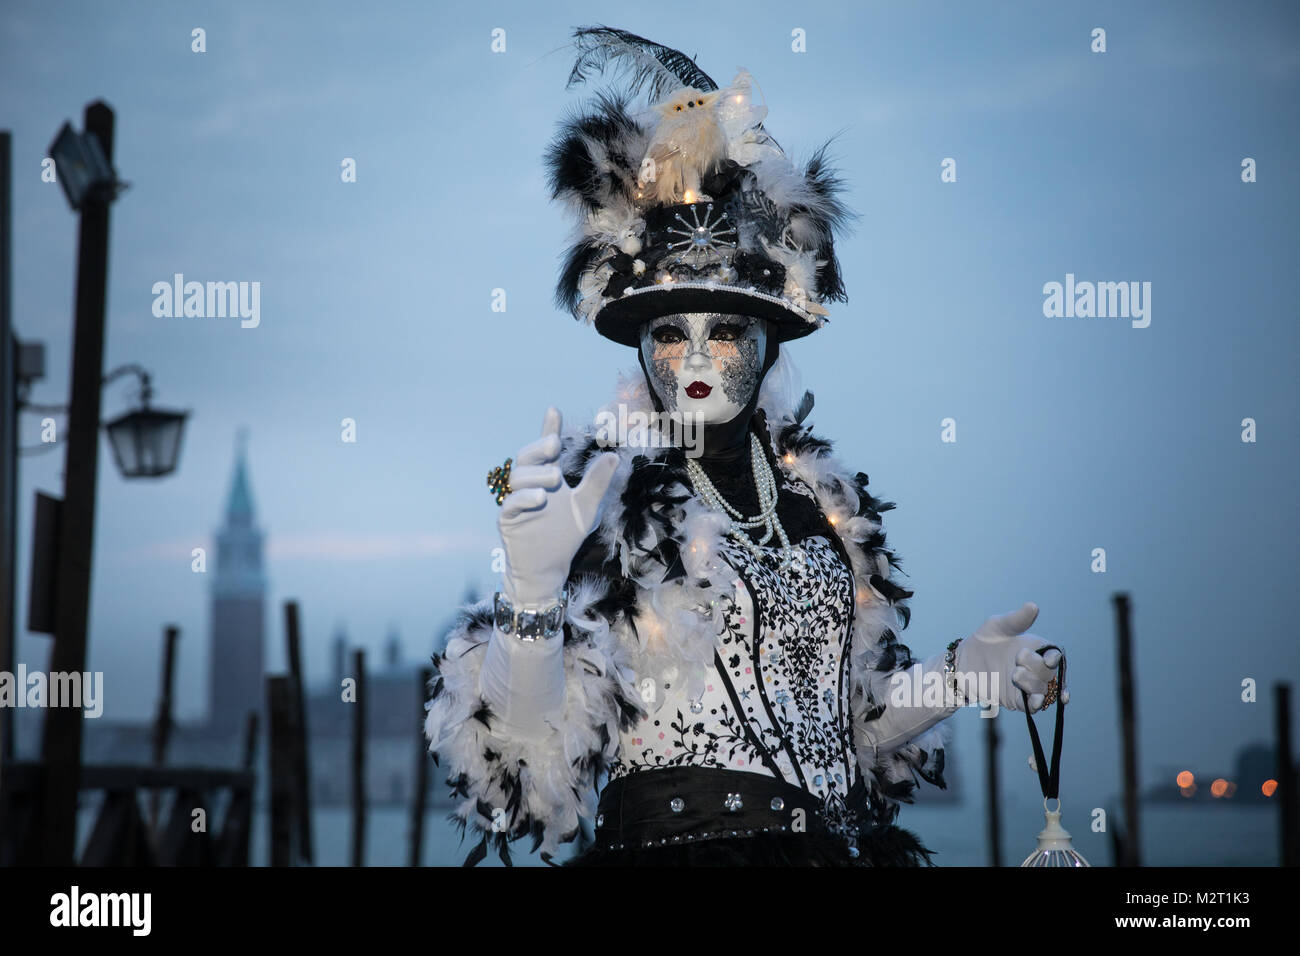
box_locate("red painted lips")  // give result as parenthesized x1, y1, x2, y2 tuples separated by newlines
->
(685, 381, 712, 399)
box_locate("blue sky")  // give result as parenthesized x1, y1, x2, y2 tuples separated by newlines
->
(3, 0, 1298, 851)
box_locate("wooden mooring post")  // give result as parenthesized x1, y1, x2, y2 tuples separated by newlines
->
(1277, 683, 1297, 867)
(213, 709, 259, 867)
(1113, 592, 1142, 867)
(149, 624, 179, 834)
(268, 676, 295, 866)
(284, 601, 314, 864)
(351, 648, 366, 867)
(408, 666, 432, 867)
(985, 706, 1001, 866)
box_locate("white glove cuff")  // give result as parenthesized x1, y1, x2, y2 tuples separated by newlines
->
(479, 623, 566, 741)
(858, 649, 962, 757)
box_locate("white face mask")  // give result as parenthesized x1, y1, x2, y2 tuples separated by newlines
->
(638, 313, 768, 423)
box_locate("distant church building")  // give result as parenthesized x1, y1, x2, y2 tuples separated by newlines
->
(208, 432, 265, 736)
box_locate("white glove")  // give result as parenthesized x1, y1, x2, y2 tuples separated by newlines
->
(479, 407, 619, 740)
(954, 602, 1068, 714)
(497, 406, 619, 606)
(856, 649, 960, 757)
(480, 630, 569, 741)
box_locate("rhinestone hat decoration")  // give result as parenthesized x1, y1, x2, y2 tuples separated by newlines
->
(665, 203, 737, 269)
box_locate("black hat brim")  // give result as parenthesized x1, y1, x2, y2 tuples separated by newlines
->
(593, 284, 823, 347)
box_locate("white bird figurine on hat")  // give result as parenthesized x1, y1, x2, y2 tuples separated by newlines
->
(638, 86, 727, 204)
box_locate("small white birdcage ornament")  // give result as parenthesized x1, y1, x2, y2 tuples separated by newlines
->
(1018, 648, 1089, 867)
(1021, 797, 1089, 867)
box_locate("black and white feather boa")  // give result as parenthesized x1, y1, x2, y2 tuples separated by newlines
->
(424, 373, 950, 864)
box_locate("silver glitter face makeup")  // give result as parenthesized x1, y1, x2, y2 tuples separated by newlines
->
(638, 313, 767, 422)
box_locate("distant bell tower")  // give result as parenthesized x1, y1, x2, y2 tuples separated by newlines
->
(209, 429, 266, 736)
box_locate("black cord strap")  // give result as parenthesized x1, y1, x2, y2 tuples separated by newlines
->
(1021, 647, 1066, 800)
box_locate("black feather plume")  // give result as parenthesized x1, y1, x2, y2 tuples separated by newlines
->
(568, 25, 718, 100)
(555, 236, 602, 315)
(544, 88, 643, 208)
(800, 140, 857, 303)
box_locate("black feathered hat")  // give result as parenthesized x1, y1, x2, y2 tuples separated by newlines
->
(546, 26, 854, 347)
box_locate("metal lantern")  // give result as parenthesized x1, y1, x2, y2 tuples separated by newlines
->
(1018, 648, 1089, 867)
(48, 122, 118, 211)
(101, 365, 188, 478)
(105, 405, 188, 478)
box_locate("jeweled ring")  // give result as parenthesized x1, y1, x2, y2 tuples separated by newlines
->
(1043, 676, 1060, 707)
(487, 458, 513, 506)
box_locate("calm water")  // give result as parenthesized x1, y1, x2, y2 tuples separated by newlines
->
(197, 803, 1292, 867)
(74, 797, 1281, 867)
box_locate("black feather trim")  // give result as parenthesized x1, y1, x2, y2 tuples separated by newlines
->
(792, 389, 815, 424)
(446, 772, 469, 800)
(915, 747, 947, 789)
(470, 701, 494, 728)
(617, 456, 691, 568)
(463, 832, 489, 868)
(875, 773, 917, 802)
(453, 602, 493, 634)
(775, 421, 833, 460)
(855, 823, 937, 867)
(873, 627, 917, 673)
(868, 572, 914, 603)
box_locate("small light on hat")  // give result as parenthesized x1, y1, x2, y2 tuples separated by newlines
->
(783, 453, 794, 463)
(683, 189, 696, 203)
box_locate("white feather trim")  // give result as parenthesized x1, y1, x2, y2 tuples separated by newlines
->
(423, 583, 640, 858)
(583, 199, 644, 245)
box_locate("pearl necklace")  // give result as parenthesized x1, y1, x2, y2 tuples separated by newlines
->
(685, 433, 803, 570)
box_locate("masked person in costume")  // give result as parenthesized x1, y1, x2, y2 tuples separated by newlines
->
(424, 26, 1067, 866)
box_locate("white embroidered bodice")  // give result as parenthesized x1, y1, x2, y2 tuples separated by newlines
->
(607, 532, 861, 836)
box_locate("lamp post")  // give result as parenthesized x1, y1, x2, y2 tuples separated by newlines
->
(0, 131, 13, 775)
(0, 105, 181, 860)
(18, 362, 189, 479)
(39, 101, 124, 865)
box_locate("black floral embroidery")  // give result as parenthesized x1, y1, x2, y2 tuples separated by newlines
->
(609, 700, 765, 776)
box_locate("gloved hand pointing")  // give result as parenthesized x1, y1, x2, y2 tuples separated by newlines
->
(498, 405, 619, 606)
